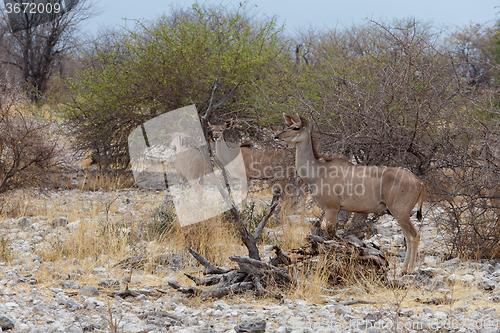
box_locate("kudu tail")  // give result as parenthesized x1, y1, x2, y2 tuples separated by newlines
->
(416, 185, 425, 222)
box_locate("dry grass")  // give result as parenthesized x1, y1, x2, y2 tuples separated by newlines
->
(0, 181, 490, 319)
(73, 169, 136, 191)
(0, 190, 39, 217)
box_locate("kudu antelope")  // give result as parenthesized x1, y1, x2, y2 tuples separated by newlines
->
(170, 133, 210, 200)
(208, 120, 293, 208)
(275, 114, 425, 274)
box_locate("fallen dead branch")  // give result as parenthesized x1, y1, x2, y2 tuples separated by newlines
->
(272, 234, 389, 284)
(167, 232, 389, 299)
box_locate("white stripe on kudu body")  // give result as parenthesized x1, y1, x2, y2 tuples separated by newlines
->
(275, 114, 425, 274)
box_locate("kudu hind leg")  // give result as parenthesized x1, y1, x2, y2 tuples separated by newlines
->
(395, 214, 420, 274)
(324, 209, 339, 239)
(240, 179, 248, 212)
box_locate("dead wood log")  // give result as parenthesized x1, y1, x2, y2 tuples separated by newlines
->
(168, 282, 202, 296)
(271, 234, 388, 284)
(200, 281, 254, 299)
(169, 249, 294, 299)
(270, 245, 292, 266)
(229, 256, 293, 285)
(187, 247, 230, 275)
(230, 186, 282, 261)
(168, 189, 290, 300)
(184, 273, 222, 286)
(251, 275, 282, 300)
(108, 286, 165, 299)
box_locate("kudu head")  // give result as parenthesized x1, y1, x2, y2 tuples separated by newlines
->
(208, 119, 234, 141)
(170, 132, 188, 152)
(274, 113, 310, 144)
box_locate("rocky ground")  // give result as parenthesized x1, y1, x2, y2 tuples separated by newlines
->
(0, 188, 499, 332)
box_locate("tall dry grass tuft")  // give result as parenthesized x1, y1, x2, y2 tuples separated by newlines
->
(36, 217, 130, 264)
(0, 236, 12, 263)
(179, 217, 239, 267)
(0, 190, 39, 218)
(146, 202, 241, 267)
(73, 170, 136, 191)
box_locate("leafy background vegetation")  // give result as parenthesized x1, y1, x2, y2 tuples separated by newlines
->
(1, 2, 500, 259)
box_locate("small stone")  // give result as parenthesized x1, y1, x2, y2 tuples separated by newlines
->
(164, 275, 179, 284)
(213, 300, 230, 310)
(17, 216, 32, 228)
(51, 217, 69, 228)
(333, 304, 352, 315)
(0, 315, 15, 330)
(66, 221, 81, 233)
(424, 256, 438, 266)
(197, 326, 217, 333)
(58, 280, 81, 289)
(65, 297, 79, 310)
(32, 303, 48, 314)
(234, 319, 266, 333)
(442, 257, 460, 268)
(448, 274, 458, 283)
(422, 307, 434, 315)
(488, 291, 500, 303)
(479, 279, 496, 291)
(65, 325, 83, 333)
(483, 264, 495, 274)
(461, 274, 475, 284)
(91, 265, 107, 275)
(78, 286, 100, 297)
(97, 278, 120, 288)
(153, 265, 169, 275)
(84, 298, 97, 310)
(434, 311, 447, 320)
(418, 267, 438, 277)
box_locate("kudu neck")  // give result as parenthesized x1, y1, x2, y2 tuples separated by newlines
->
(295, 129, 321, 184)
(215, 133, 240, 165)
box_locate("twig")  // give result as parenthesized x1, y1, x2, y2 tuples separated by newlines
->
(253, 187, 281, 240)
(168, 282, 201, 296)
(187, 247, 230, 275)
(184, 273, 222, 286)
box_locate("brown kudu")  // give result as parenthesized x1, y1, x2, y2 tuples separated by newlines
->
(208, 120, 294, 208)
(275, 114, 425, 274)
(170, 133, 210, 200)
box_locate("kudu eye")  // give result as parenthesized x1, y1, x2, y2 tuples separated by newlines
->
(292, 127, 300, 131)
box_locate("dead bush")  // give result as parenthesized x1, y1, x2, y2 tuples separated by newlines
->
(0, 85, 68, 192)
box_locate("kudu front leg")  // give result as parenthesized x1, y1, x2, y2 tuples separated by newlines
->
(324, 209, 339, 239)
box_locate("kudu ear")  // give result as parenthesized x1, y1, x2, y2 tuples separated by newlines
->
(270, 124, 279, 132)
(283, 113, 300, 127)
(225, 119, 234, 129)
